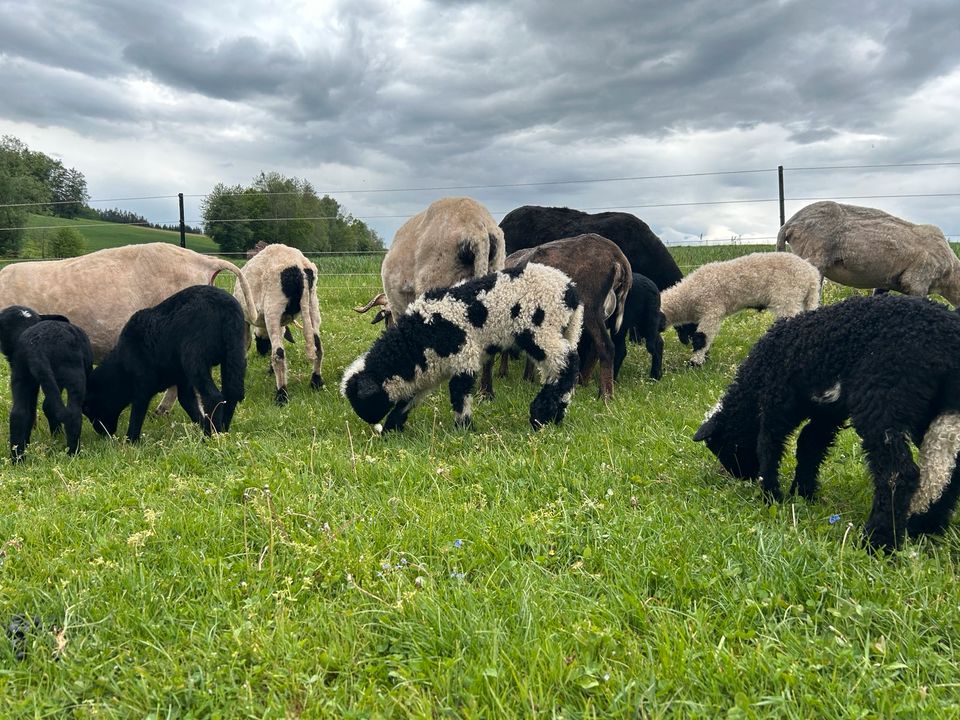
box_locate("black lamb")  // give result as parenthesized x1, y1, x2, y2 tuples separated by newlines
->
(693, 294, 960, 552)
(611, 273, 666, 381)
(83, 285, 247, 442)
(0, 305, 93, 462)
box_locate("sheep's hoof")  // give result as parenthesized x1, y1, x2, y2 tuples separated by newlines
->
(310, 373, 324, 390)
(453, 416, 473, 430)
(275, 387, 289, 405)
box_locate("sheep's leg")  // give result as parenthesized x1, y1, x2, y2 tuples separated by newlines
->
(448, 372, 476, 429)
(309, 332, 324, 389)
(586, 320, 616, 399)
(612, 328, 628, 381)
(497, 351, 511, 379)
(523, 356, 537, 382)
(61, 370, 86, 456)
(193, 374, 227, 435)
(688, 316, 721, 366)
(860, 428, 920, 552)
(790, 415, 844, 499)
(42, 394, 62, 435)
(156, 387, 178, 415)
(908, 466, 960, 537)
(756, 412, 796, 503)
(259, 309, 289, 405)
(577, 337, 598, 388)
(126, 396, 153, 443)
(9, 373, 39, 463)
(477, 356, 495, 400)
(645, 330, 664, 380)
(175, 382, 204, 426)
(530, 348, 580, 428)
(254, 328, 272, 357)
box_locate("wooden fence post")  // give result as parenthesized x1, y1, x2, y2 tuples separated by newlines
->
(778, 165, 785, 228)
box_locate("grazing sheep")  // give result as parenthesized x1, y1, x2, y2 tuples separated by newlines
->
(777, 201, 960, 304)
(612, 273, 666, 381)
(660, 252, 820, 366)
(0, 243, 256, 362)
(342, 263, 583, 432)
(489, 234, 631, 399)
(355, 197, 505, 324)
(0, 306, 92, 462)
(235, 243, 324, 404)
(83, 285, 247, 443)
(498, 205, 695, 343)
(693, 294, 960, 552)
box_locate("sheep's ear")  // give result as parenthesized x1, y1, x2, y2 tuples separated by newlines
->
(355, 374, 382, 400)
(693, 418, 716, 442)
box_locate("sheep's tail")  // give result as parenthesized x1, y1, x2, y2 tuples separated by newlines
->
(608, 261, 631, 334)
(33, 357, 68, 422)
(776, 224, 790, 252)
(209, 259, 257, 324)
(914, 377, 960, 515)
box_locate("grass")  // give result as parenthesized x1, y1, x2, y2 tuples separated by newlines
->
(23, 214, 220, 255)
(1, 248, 960, 717)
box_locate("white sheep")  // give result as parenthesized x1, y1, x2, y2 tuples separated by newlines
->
(777, 201, 960, 304)
(355, 197, 505, 324)
(234, 243, 323, 404)
(661, 252, 820, 366)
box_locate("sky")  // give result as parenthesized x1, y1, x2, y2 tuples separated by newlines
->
(1, 0, 959, 246)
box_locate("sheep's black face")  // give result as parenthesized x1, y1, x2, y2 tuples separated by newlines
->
(693, 396, 761, 479)
(83, 376, 123, 436)
(344, 371, 394, 425)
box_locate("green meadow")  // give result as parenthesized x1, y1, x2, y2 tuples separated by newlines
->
(23, 214, 220, 255)
(1, 243, 960, 718)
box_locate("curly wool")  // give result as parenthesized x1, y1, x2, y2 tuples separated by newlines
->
(342, 262, 583, 431)
(660, 252, 820, 365)
(694, 294, 960, 551)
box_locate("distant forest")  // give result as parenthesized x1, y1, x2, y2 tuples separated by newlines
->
(0, 135, 383, 256)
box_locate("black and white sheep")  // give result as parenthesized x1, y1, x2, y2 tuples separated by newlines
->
(612, 273, 666, 381)
(777, 201, 960, 304)
(342, 263, 583, 432)
(0, 306, 93, 462)
(355, 196, 506, 325)
(235, 243, 324, 404)
(661, 252, 820, 366)
(83, 285, 247, 443)
(493, 234, 632, 399)
(693, 294, 960, 552)
(498, 205, 695, 343)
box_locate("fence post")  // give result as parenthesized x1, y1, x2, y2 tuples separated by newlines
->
(778, 165, 785, 228)
(178, 192, 186, 248)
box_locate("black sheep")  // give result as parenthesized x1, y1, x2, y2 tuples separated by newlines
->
(83, 285, 247, 442)
(498, 205, 695, 343)
(611, 273, 666, 381)
(693, 294, 960, 552)
(0, 305, 92, 462)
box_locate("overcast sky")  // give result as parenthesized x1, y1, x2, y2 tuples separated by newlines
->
(2, 0, 959, 245)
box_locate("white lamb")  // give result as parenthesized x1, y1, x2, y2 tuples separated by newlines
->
(661, 252, 820, 366)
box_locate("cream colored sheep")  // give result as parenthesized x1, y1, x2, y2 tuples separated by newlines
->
(356, 197, 505, 324)
(661, 252, 820, 366)
(234, 243, 323, 404)
(0, 243, 255, 362)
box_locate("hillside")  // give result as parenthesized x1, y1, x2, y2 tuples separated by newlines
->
(24, 213, 220, 255)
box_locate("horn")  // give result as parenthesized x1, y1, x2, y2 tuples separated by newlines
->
(354, 292, 388, 314)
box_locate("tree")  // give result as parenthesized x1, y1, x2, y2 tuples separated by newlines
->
(201, 173, 384, 254)
(48, 226, 85, 257)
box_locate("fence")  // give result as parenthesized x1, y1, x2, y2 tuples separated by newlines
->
(2, 160, 958, 296)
